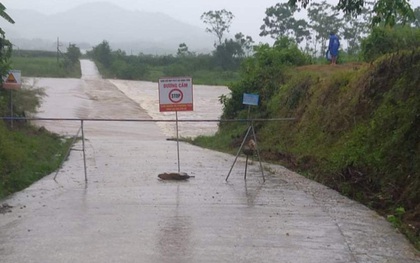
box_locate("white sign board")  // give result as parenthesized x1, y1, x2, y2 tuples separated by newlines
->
(158, 77, 193, 112)
(243, 93, 259, 106)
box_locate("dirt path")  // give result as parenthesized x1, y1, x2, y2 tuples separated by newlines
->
(0, 60, 418, 263)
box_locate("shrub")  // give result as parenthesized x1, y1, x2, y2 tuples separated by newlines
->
(361, 27, 420, 62)
(220, 37, 311, 121)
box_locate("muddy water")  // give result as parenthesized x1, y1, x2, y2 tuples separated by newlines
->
(108, 79, 230, 138)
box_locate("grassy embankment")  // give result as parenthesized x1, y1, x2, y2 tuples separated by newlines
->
(193, 51, 420, 249)
(0, 51, 79, 199)
(93, 60, 240, 86)
(0, 123, 72, 198)
(11, 50, 81, 78)
(96, 61, 239, 86)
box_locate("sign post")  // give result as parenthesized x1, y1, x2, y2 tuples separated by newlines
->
(226, 93, 265, 182)
(158, 77, 193, 173)
(2, 70, 22, 128)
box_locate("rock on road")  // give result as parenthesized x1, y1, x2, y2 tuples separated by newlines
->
(0, 60, 418, 263)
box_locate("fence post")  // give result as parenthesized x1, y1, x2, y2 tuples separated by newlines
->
(81, 120, 87, 182)
(54, 125, 82, 181)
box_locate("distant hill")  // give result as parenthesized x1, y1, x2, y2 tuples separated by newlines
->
(4, 1, 214, 54)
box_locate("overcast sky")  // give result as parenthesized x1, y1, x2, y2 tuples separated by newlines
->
(2, 0, 420, 44)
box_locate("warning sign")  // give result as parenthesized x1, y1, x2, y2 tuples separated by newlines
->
(6, 73, 17, 83)
(2, 70, 22, 90)
(158, 77, 193, 112)
(169, 89, 183, 103)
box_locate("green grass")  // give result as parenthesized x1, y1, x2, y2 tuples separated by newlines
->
(141, 67, 240, 86)
(0, 77, 73, 199)
(94, 60, 239, 86)
(11, 56, 81, 78)
(192, 123, 248, 154)
(0, 123, 72, 199)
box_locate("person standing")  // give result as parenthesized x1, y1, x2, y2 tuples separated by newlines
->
(328, 32, 340, 65)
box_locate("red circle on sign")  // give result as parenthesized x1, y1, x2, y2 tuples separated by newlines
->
(169, 89, 183, 103)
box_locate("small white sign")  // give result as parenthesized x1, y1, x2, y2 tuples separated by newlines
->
(243, 93, 259, 106)
(158, 77, 193, 112)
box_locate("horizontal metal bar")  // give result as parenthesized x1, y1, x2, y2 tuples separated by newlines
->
(0, 117, 295, 122)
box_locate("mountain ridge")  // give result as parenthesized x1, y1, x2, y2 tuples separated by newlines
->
(3, 1, 214, 54)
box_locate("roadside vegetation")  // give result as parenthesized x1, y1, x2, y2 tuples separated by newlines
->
(87, 40, 242, 86)
(0, 5, 76, 199)
(0, 46, 80, 198)
(11, 48, 82, 78)
(0, 81, 73, 199)
(0, 121, 72, 198)
(193, 28, 420, 249)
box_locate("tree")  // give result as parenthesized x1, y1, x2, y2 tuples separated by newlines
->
(289, 0, 371, 15)
(91, 40, 112, 68)
(293, 19, 312, 45)
(201, 9, 234, 46)
(260, 3, 297, 38)
(213, 39, 243, 70)
(219, 36, 310, 120)
(234, 33, 254, 57)
(361, 26, 420, 61)
(371, 0, 415, 27)
(66, 44, 81, 65)
(0, 3, 14, 35)
(288, 0, 414, 27)
(342, 1, 373, 55)
(177, 43, 193, 57)
(260, 3, 310, 44)
(60, 44, 81, 70)
(307, 1, 343, 57)
(0, 3, 14, 84)
(414, 7, 420, 28)
(212, 33, 254, 70)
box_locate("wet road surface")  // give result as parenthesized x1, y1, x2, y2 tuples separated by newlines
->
(0, 60, 418, 262)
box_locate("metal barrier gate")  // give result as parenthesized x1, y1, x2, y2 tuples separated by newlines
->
(1, 117, 295, 182)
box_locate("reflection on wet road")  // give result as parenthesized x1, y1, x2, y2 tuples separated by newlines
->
(157, 185, 193, 262)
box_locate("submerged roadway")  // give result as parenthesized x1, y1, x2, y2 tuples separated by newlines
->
(0, 60, 418, 263)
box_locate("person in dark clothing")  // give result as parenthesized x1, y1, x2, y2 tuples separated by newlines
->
(328, 32, 340, 65)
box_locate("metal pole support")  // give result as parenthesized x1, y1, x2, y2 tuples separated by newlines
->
(176, 111, 181, 173)
(81, 120, 88, 182)
(225, 123, 265, 182)
(225, 126, 252, 181)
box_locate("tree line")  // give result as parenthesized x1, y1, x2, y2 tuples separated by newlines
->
(259, 0, 420, 56)
(0, 0, 419, 84)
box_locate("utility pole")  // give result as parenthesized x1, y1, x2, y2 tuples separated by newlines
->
(57, 37, 63, 63)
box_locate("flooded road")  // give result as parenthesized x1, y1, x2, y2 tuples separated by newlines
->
(0, 60, 418, 262)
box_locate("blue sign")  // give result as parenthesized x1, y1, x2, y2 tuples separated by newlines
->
(243, 93, 259, 106)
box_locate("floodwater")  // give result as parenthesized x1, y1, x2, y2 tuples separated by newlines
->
(0, 60, 418, 263)
(107, 79, 229, 138)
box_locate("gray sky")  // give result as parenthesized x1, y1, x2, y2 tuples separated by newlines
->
(2, 0, 420, 44)
(1, 0, 281, 44)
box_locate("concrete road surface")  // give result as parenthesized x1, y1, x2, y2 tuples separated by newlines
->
(0, 60, 418, 263)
